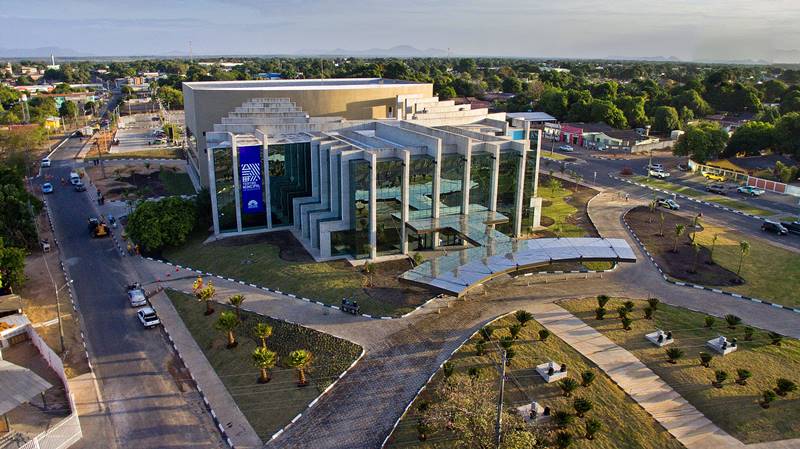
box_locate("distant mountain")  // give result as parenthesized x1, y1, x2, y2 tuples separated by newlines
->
(606, 55, 682, 62)
(296, 45, 449, 57)
(0, 46, 94, 58)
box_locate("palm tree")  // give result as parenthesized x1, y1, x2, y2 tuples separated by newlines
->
(666, 347, 684, 364)
(658, 212, 665, 237)
(708, 233, 719, 264)
(514, 310, 533, 326)
(585, 418, 602, 440)
(363, 261, 375, 287)
(509, 324, 522, 340)
(287, 349, 313, 387)
(194, 280, 216, 315)
(228, 294, 245, 320)
(547, 177, 562, 195)
(253, 322, 273, 349)
(538, 329, 551, 341)
(724, 314, 742, 329)
(215, 311, 239, 349)
(673, 224, 685, 253)
(596, 295, 610, 308)
(559, 378, 579, 397)
(573, 397, 593, 418)
(251, 347, 277, 383)
(690, 214, 701, 243)
(648, 200, 657, 223)
(713, 370, 728, 388)
(736, 240, 750, 277)
(690, 241, 701, 273)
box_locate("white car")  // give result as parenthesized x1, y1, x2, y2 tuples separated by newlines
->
(656, 198, 680, 210)
(647, 163, 664, 171)
(41, 157, 51, 168)
(137, 307, 160, 328)
(648, 169, 670, 179)
(127, 284, 147, 307)
(42, 183, 54, 194)
(558, 145, 574, 152)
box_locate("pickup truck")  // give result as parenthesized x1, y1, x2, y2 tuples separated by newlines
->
(648, 169, 670, 179)
(780, 221, 800, 235)
(737, 186, 765, 196)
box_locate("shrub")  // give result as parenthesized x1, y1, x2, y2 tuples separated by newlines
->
(127, 196, 199, 253)
(509, 323, 522, 340)
(539, 329, 551, 341)
(617, 306, 629, 319)
(621, 317, 632, 331)
(594, 307, 606, 320)
(647, 297, 660, 310)
(581, 370, 595, 387)
(573, 397, 593, 417)
(735, 369, 752, 386)
(468, 366, 481, 379)
(555, 431, 573, 448)
(552, 411, 574, 428)
(621, 166, 633, 176)
(443, 362, 454, 379)
(644, 306, 654, 319)
(713, 370, 728, 388)
(505, 347, 516, 366)
(744, 326, 754, 341)
(704, 316, 715, 328)
(666, 348, 684, 364)
(584, 418, 602, 440)
(699, 352, 713, 368)
(499, 336, 514, 351)
(761, 390, 777, 408)
(769, 332, 783, 346)
(479, 327, 493, 341)
(515, 310, 533, 326)
(775, 378, 797, 396)
(416, 420, 430, 441)
(559, 378, 579, 397)
(475, 340, 486, 356)
(623, 300, 635, 312)
(596, 295, 610, 308)
(725, 314, 742, 329)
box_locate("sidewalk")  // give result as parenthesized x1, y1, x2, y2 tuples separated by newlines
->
(529, 302, 744, 449)
(148, 290, 263, 449)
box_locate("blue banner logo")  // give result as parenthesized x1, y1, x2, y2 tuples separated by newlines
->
(238, 145, 265, 214)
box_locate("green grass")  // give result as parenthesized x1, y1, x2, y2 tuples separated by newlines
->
(385, 314, 682, 449)
(693, 223, 800, 307)
(541, 151, 574, 161)
(166, 290, 361, 440)
(540, 184, 589, 238)
(158, 170, 196, 196)
(163, 234, 404, 316)
(560, 297, 800, 444)
(86, 147, 183, 160)
(631, 176, 775, 217)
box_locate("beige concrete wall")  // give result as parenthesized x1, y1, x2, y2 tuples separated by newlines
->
(184, 83, 432, 186)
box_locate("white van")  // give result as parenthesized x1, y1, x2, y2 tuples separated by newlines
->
(69, 172, 81, 185)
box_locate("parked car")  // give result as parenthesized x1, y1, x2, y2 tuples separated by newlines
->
(647, 163, 664, 171)
(648, 169, 670, 179)
(42, 182, 54, 194)
(127, 283, 147, 307)
(340, 298, 360, 315)
(702, 172, 726, 182)
(737, 185, 765, 196)
(41, 157, 51, 168)
(137, 307, 161, 328)
(780, 221, 800, 235)
(558, 145, 574, 152)
(656, 198, 680, 210)
(73, 181, 87, 192)
(705, 184, 726, 195)
(761, 220, 788, 235)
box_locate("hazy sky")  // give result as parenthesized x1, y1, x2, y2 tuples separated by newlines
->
(2, 0, 800, 61)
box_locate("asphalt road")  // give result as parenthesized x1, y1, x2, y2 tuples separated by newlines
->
(540, 142, 800, 252)
(40, 137, 222, 449)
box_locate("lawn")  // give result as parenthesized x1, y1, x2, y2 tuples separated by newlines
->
(631, 176, 775, 217)
(86, 147, 184, 160)
(166, 290, 362, 440)
(560, 297, 800, 444)
(541, 151, 575, 161)
(163, 232, 434, 317)
(158, 170, 196, 196)
(385, 314, 682, 449)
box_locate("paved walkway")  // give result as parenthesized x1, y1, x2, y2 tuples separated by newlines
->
(530, 302, 743, 449)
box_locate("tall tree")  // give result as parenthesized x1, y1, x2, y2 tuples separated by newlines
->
(774, 112, 800, 157)
(724, 121, 775, 156)
(673, 121, 729, 163)
(652, 106, 681, 134)
(590, 99, 627, 128)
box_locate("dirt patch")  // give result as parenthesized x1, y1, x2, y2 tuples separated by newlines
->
(215, 230, 315, 263)
(361, 259, 438, 311)
(539, 216, 555, 227)
(625, 206, 740, 286)
(86, 161, 187, 201)
(540, 200, 553, 207)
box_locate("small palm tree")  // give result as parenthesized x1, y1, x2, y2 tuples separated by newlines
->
(673, 224, 685, 253)
(725, 314, 742, 329)
(554, 431, 573, 449)
(573, 397, 593, 418)
(585, 418, 602, 440)
(505, 347, 516, 366)
(499, 336, 514, 351)
(253, 322, 273, 349)
(363, 261, 375, 287)
(761, 390, 777, 408)
(581, 370, 595, 387)
(713, 370, 728, 388)
(515, 310, 533, 326)
(594, 307, 606, 320)
(647, 297, 660, 310)
(287, 349, 313, 387)
(215, 311, 239, 349)
(194, 280, 216, 315)
(690, 214, 701, 243)
(623, 300, 635, 312)
(744, 326, 754, 341)
(479, 326, 494, 341)
(775, 378, 797, 396)
(509, 324, 522, 340)
(227, 294, 245, 320)
(699, 352, 713, 368)
(708, 233, 719, 264)
(251, 347, 277, 383)
(596, 294, 610, 308)
(648, 200, 657, 223)
(621, 317, 632, 331)
(538, 329, 550, 341)
(644, 306, 654, 319)
(559, 378, 579, 397)
(735, 369, 752, 385)
(736, 240, 750, 277)
(666, 347, 684, 364)
(658, 212, 665, 237)
(690, 241, 701, 273)
(704, 316, 715, 328)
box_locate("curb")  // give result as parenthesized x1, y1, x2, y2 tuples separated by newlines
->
(610, 174, 768, 221)
(515, 263, 618, 278)
(146, 258, 449, 321)
(620, 212, 800, 315)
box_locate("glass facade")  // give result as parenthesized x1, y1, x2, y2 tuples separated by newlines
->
(375, 159, 403, 256)
(268, 142, 312, 226)
(213, 147, 237, 232)
(408, 155, 435, 220)
(469, 152, 494, 212)
(329, 160, 371, 259)
(496, 150, 524, 235)
(439, 153, 465, 215)
(521, 148, 539, 233)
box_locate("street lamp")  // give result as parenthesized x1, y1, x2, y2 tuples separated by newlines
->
(54, 279, 74, 355)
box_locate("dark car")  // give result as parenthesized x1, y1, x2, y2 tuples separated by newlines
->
(761, 220, 788, 235)
(780, 221, 800, 235)
(706, 184, 726, 195)
(340, 298, 360, 315)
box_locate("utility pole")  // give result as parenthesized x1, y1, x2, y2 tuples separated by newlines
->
(495, 349, 506, 449)
(53, 280, 73, 354)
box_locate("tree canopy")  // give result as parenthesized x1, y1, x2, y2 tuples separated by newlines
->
(673, 121, 729, 163)
(774, 112, 800, 157)
(126, 197, 198, 252)
(652, 106, 681, 134)
(724, 121, 775, 157)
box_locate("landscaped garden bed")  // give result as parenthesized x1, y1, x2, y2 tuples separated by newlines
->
(87, 161, 195, 201)
(560, 296, 800, 443)
(625, 206, 800, 308)
(163, 231, 438, 317)
(384, 312, 682, 449)
(166, 289, 362, 440)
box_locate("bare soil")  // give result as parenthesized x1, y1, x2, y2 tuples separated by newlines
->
(625, 206, 740, 286)
(215, 230, 315, 263)
(86, 161, 186, 201)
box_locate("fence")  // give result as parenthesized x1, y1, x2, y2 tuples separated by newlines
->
(690, 160, 800, 198)
(15, 325, 83, 449)
(687, 160, 749, 183)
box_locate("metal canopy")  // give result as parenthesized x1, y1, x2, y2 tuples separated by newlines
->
(0, 360, 52, 415)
